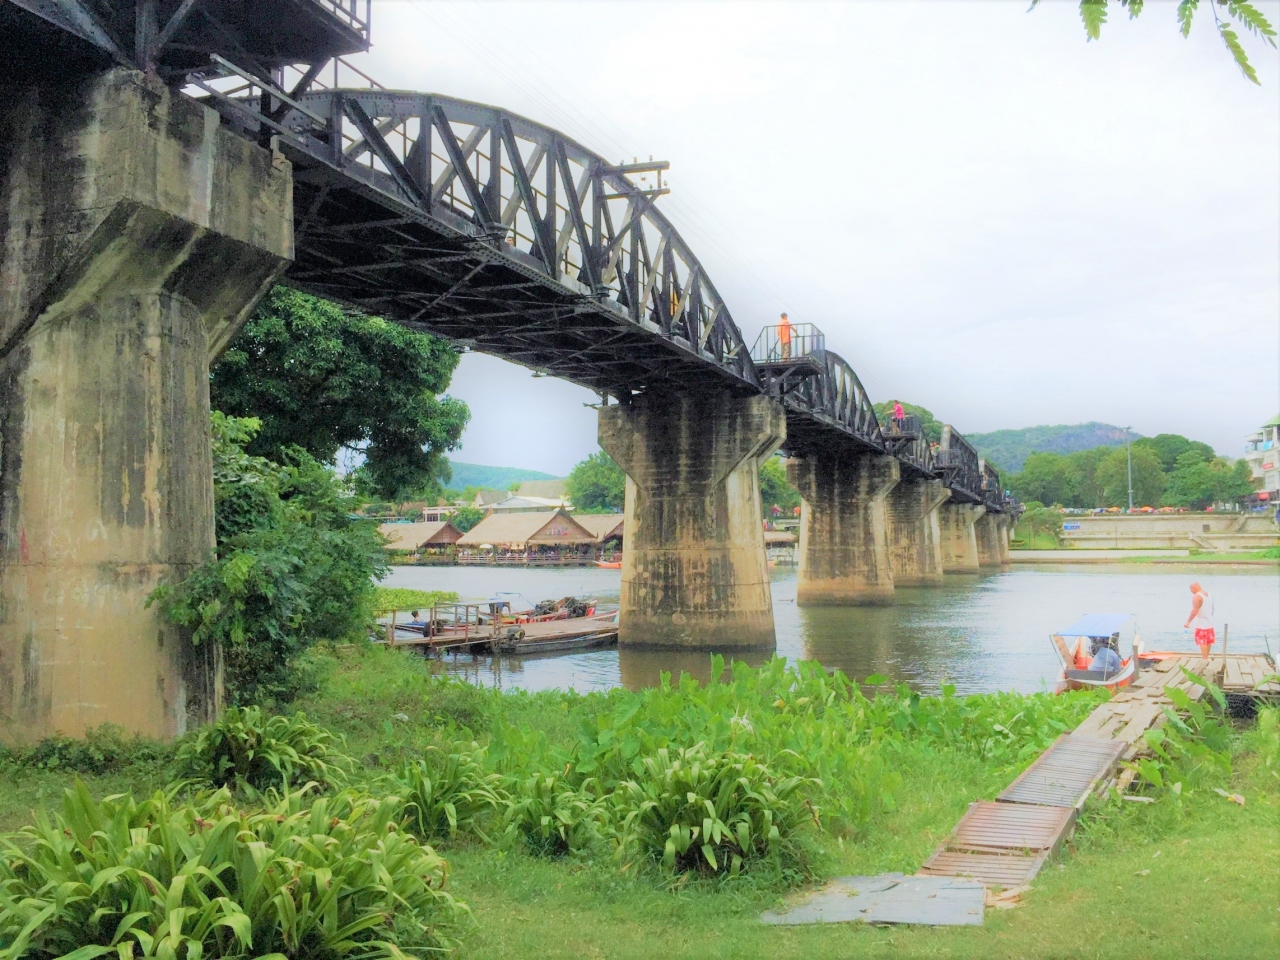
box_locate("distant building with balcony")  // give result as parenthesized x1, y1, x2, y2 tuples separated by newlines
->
(1244, 413, 1280, 501)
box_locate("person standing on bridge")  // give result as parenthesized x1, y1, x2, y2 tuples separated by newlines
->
(892, 400, 905, 434)
(778, 312, 792, 359)
(1183, 581, 1215, 659)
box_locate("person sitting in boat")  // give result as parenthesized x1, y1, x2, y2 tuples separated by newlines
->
(1088, 643, 1122, 677)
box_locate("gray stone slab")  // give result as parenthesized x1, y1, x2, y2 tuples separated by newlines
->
(760, 873, 985, 926)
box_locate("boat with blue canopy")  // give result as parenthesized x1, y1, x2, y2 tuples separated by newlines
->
(1050, 613, 1139, 693)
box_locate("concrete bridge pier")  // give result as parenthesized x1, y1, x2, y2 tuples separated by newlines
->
(975, 512, 1012, 568)
(886, 478, 951, 586)
(599, 391, 784, 648)
(938, 503, 985, 574)
(0, 70, 292, 744)
(788, 451, 900, 605)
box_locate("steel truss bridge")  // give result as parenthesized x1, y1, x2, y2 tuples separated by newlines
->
(1, 0, 1013, 512)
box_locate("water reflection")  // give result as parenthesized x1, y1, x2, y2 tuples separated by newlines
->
(382, 563, 1279, 695)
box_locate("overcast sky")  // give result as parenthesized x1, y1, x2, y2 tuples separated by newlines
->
(359, 0, 1279, 477)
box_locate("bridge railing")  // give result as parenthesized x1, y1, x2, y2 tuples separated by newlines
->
(313, 0, 373, 41)
(750, 323, 824, 365)
(188, 54, 760, 391)
(936, 424, 983, 500)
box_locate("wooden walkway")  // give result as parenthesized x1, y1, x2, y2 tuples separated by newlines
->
(919, 653, 1275, 891)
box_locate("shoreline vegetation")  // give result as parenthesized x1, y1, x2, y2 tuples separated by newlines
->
(2, 648, 1276, 958)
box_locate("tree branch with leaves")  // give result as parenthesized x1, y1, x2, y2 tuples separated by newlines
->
(1036, 0, 1277, 84)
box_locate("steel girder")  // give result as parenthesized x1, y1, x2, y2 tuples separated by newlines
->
(191, 77, 760, 398)
(190, 69, 1001, 503)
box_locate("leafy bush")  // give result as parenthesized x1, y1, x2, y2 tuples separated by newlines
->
(616, 743, 816, 879)
(394, 744, 505, 842)
(0, 724, 171, 775)
(150, 413, 387, 705)
(0, 782, 468, 959)
(1251, 704, 1280, 785)
(176, 706, 351, 791)
(372, 587, 460, 615)
(500, 773, 604, 858)
(1128, 667, 1233, 795)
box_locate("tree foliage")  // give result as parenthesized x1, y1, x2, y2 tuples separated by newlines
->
(1036, 0, 1277, 85)
(211, 288, 470, 502)
(1006, 432, 1256, 510)
(873, 400, 943, 444)
(149, 414, 387, 706)
(1096, 444, 1166, 508)
(1016, 501, 1065, 546)
(1133, 433, 1215, 473)
(760, 456, 801, 516)
(450, 505, 486, 533)
(1161, 450, 1255, 509)
(566, 451, 626, 513)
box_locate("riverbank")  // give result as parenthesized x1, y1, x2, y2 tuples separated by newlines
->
(2, 647, 1276, 958)
(1010, 549, 1280, 566)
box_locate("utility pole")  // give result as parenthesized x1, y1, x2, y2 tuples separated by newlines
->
(1126, 426, 1134, 512)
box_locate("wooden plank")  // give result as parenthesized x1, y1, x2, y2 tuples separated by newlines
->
(918, 850, 1047, 889)
(949, 802, 1072, 848)
(1112, 702, 1166, 746)
(998, 736, 1125, 808)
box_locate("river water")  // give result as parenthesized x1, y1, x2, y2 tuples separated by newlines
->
(379, 564, 1280, 695)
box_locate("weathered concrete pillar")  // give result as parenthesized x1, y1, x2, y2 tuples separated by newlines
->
(599, 391, 784, 648)
(886, 478, 951, 586)
(975, 512, 1011, 569)
(788, 451, 899, 605)
(0, 70, 292, 744)
(938, 503, 985, 573)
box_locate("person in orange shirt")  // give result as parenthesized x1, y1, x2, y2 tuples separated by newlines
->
(778, 312, 792, 359)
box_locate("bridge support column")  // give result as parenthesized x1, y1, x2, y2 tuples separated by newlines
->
(788, 451, 900, 605)
(938, 503, 985, 574)
(975, 512, 1011, 568)
(886, 478, 951, 586)
(0, 70, 292, 744)
(599, 391, 784, 648)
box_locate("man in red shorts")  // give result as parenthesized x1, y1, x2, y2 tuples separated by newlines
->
(1182, 582, 1215, 659)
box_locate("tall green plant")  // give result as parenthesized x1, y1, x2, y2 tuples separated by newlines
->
(175, 707, 351, 792)
(616, 743, 816, 879)
(0, 783, 468, 959)
(393, 745, 506, 842)
(150, 414, 387, 705)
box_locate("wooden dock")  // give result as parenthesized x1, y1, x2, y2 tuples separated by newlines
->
(384, 614, 619, 654)
(920, 653, 1275, 891)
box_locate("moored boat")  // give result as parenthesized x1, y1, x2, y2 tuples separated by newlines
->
(1050, 613, 1139, 693)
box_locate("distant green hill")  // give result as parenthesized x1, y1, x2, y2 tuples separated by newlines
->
(444, 460, 559, 491)
(968, 422, 1134, 473)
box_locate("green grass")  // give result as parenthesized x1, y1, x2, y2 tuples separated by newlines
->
(442, 775, 1278, 960)
(1010, 530, 1061, 550)
(3, 648, 1276, 959)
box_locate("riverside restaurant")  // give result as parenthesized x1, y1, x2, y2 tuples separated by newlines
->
(456, 509, 600, 565)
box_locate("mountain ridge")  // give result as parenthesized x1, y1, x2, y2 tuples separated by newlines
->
(967, 422, 1133, 473)
(445, 459, 559, 491)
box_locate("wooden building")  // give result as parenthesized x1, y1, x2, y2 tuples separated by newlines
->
(575, 514, 625, 558)
(378, 520, 464, 561)
(456, 509, 598, 565)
